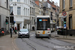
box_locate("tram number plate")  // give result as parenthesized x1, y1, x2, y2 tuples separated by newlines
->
(42, 31, 45, 34)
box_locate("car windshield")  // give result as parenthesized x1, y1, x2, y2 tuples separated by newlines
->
(20, 29, 28, 32)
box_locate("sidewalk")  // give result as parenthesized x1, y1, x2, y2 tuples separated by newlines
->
(51, 31, 75, 44)
(0, 34, 19, 50)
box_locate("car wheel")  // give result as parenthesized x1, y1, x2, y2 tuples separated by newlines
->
(18, 36, 20, 38)
(28, 35, 30, 38)
(48, 37, 50, 39)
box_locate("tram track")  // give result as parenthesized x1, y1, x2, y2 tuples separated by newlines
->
(40, 38, 75, 50)
(28, 38, 57, 50)
(21, 38, 36, 50)
(41, 38, 75, 47)
(40, 38, 63, 46)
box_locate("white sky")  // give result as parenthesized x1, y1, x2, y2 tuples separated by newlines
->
(52, 0, 59, 6)
(39, 0, 60, 6)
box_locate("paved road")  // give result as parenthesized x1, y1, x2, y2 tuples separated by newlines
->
(15, 31, 75, 50)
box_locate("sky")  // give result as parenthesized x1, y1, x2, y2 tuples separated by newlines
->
(39, 0, 60, 6)
(52, 0, 59, 6)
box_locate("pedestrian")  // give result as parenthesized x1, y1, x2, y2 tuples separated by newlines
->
(23, 26, 25, 29)
(32, 26, 35, 31)
(10, 27, 13, 38)
(12, 27, 15, 32)
(32, 26, 34, 31)
(14, 27, 17, 34)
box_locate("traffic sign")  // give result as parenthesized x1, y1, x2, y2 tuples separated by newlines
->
(64, 24, 66, 28)
(62, 11, 67, 16)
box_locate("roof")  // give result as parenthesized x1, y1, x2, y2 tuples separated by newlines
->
(35, 1, 39, 5)
(47, 0, 56, 10)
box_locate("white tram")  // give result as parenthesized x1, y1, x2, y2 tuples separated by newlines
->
(35, 15, 51, 39)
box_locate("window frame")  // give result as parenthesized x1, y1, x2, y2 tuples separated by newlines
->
(10, 7, 13, 14)
(69, 0, 73, 7)
(62, 0, 65, 9)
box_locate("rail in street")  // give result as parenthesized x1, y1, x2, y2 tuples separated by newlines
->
(15, 31, 75, 50)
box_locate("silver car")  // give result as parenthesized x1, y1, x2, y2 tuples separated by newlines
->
(18, 29, 30, 38)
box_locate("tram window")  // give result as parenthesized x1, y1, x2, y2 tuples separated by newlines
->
(37, 18, 50, 30)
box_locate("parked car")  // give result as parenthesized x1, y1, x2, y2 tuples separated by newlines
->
(18, 29, 30, 38)
(57, 26, 63, 35)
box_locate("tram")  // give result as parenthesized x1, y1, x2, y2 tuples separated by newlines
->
(35, 15, 51, 39)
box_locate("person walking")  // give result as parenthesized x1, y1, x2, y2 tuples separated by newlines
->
(14, 27, 17, 34)
(32, 26, 35, 31)
(10, 27, 13, 38)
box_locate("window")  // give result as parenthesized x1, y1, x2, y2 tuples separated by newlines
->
(62, 0, 65, 9)
(28, 9, 29, 16)
(24, 0, 26, 3)
(70, 0, 72, 7)
(26, 8, 27, 16)
(17, 7, 21, 15)
(17, 0, 20, 2)
(27, 0, 28, 4)
(6, 0, 8, 8)
(24, 8, 25, 16)
(25, 0, 27, 3)
(39, 11, 41, 15)
(37, 18, 50, 30)
(27, 9, 28, 16)
(10, 7, 13, 13)
(24, 0, 25, 3)
(69, 14, 72, 29)
(25, 8, 26, 16)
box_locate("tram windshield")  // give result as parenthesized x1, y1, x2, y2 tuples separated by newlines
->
(37, 18, 50, 30)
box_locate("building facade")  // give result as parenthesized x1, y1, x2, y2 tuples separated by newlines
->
(45, 0, 59, 31)
(35, 0, 59, 31)
(9, 0, 30, 30)
(59, 0, 75, 30)
(35, 0, 43, 15)
(0, 0, 10, 31)
(30, 0, 36, 30)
